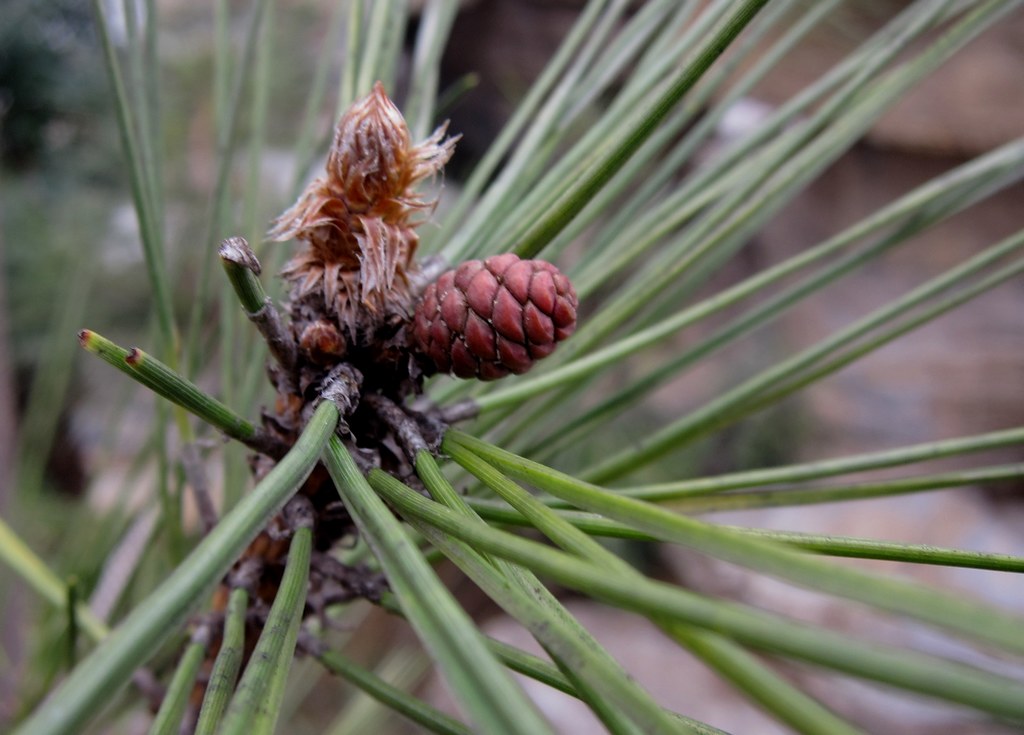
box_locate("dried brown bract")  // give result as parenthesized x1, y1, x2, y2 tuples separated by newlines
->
(269, 82, 457, 343)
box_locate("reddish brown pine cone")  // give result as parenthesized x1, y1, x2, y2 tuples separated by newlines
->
(412, 253, 578, 380)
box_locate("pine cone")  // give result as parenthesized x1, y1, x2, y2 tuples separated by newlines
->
(412, 253, 578, 380)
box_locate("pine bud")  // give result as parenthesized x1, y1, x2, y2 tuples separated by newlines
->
(268, 82, 457, 341)
(412, 253, 578, 380)
(299, 319, 347, 365)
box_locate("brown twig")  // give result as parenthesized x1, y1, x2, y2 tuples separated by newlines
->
(410, 395, 479, 426)
(132, 668, 165, 712)
(247, 427, 294, 460)
(296, 630, 326, 658)
(437, 399, 480, 424)
(365, 393, 429, 461)
(283, 495, 315, 533)
(181, 443, 218, 534)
